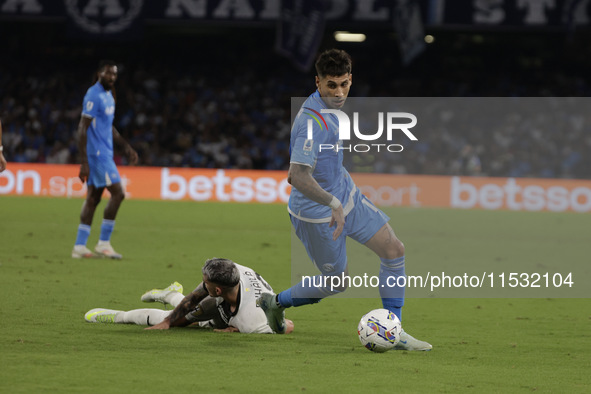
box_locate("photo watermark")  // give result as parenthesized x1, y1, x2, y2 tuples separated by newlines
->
(289, 97, 590, 298)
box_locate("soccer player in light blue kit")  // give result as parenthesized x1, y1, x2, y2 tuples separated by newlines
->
(72, 60, 138, 259)
(259, 49, 431, 350)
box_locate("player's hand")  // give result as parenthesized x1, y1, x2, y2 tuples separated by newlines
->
(145, 320, 171, 330)
(329, 205, 345, 240)
(126, 146, 139, 166)
(213, 326, 240, 333)
(0, 153, 6, 173)
(78, 162, 89, 183)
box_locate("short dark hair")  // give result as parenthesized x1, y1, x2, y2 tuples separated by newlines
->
(98, 60, 117, 72)
(202, 258, 240, 288)
(315, 49, 352, 78)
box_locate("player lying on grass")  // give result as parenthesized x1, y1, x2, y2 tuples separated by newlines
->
(84, 258, 294, 334)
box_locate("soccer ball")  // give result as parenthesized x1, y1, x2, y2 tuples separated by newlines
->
(357, 308, 402, 353)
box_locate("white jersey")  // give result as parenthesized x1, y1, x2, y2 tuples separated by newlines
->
(213, 263, 274, 334)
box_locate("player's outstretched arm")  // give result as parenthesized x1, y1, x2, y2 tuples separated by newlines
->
(145, 283, 209, 330)
(212, 320, 293, 334)
(112, 126, 138, 165)
(288, 163, 345, 240)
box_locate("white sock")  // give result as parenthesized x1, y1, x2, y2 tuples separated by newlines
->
(116, 309, 171, 326)
(166, 292, 185, 307)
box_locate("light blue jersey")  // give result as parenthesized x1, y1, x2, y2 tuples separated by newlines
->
(288, 91, 357, 222)
(82, 81, 115, 160)
(81, 81, 120, 187)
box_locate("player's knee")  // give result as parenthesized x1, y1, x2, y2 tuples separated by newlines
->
(337, 277, 350, 292)
(324, 271, 350, 294)
(330, 282, 348, 294)
(111, 189, 125, 204)
(86, 194, 101, 207)
(384, 238, 404, 260)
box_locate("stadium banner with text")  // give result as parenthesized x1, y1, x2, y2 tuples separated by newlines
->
(0, 164, 291, 204)
(0, 0, 418, 29)
(428, 0, 590, 28)
(3, 0, 590, 30)
(352, 173, 591, 213)
(1, 163, 591, 213)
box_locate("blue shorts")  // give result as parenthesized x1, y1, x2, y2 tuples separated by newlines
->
(87, 155, 121, 188)
(290, 190, 390, 275)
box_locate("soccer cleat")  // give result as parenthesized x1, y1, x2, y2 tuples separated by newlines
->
(394, 329, 433, 351)
(94, 242, 122, 259)
(141, 282, 184, 304)
(72, 245, 97, 259)
(257, 292, 286, 334)
(84, 308, 121, 323)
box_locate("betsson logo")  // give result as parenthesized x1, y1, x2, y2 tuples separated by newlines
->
(451, 177, 591, 212)
(160, 168, 290, 203)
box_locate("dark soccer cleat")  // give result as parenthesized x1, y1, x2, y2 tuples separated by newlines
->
(257, 292, 286, 334)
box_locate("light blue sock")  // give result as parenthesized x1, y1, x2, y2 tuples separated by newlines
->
(75, 224, 91, 246)
(277, 274, 344, 308)
(99, 219, 115, 242)
(379, 256, 406, 321)
(277, 289, 296, 308)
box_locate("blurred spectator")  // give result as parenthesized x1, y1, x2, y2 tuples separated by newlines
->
(0, 119, 6, 172)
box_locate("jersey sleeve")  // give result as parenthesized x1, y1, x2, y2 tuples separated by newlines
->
(81, 90, 99, 119)
(290, 115, 321, 168)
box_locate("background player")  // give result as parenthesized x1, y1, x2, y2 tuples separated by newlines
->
(259, 49, 431, 350)
(72, 60, 138, 259)
(85, 258, 294, 334)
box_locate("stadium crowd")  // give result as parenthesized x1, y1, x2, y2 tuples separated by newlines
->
(1, 27, 590, 179)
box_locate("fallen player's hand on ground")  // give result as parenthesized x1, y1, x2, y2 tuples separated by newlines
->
(213, 326, 240, 333)
(145, 320, 171, 330)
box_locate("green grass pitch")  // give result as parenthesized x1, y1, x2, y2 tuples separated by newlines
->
(0, 196, 589, 393)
